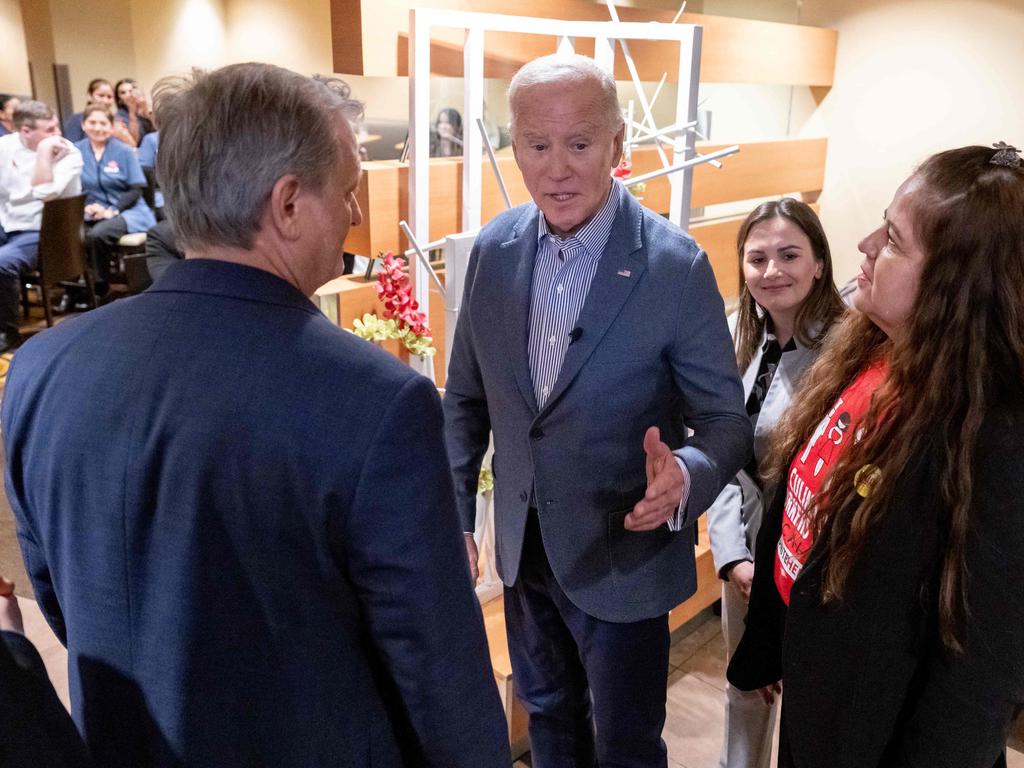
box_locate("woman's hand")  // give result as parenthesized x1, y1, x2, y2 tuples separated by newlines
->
(32, 138, 74, 186)
(758, 681, 782, 706)
(84, 204, 116, 221)
(129, 87, 152, 119)
(0, 576, 24, 635)
(112, 122, 136, 147)
(728, 560, 755, 604)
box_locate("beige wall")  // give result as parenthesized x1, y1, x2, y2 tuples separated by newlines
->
(130, 0, 227, 93)
(0, 0, 31, 94)
(48, 0, 139, 110)
(795, 0, 1024, 282)
(226, 0, 331, 75)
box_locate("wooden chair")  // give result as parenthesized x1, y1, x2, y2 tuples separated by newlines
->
(20, 194, 96, 327)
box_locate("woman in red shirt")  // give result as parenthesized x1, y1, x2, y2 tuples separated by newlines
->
(728, 143, 1024, 768)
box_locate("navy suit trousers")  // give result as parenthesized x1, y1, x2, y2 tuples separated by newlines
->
(505, 511, 670, 767)
(0, 230, 39, 333)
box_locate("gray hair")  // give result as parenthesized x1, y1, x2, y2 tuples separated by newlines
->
(13, 101, 54, 130)
(153, 63, 363, 252)
(508, 54, 623, 135)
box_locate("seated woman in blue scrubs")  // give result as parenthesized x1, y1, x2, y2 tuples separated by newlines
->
(74, 104, 155, 296)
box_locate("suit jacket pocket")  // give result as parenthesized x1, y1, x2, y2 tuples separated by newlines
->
(607, 509, 673, 592)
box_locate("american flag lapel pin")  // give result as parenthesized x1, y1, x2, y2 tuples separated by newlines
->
(617, 269, 631, 278)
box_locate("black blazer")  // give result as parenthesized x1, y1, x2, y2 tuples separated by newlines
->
(728, 405, 1024, 768)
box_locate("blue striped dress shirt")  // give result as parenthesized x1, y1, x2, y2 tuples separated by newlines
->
(528, 181, 619, 408)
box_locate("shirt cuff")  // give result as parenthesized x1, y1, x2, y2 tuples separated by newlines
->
(666, 457, 692, 531)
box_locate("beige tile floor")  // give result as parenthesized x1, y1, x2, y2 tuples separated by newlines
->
(16, 598, 1024, 768)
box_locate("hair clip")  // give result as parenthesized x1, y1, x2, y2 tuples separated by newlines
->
(854, 464, 881, 498)
(990, 142, 1021, 169)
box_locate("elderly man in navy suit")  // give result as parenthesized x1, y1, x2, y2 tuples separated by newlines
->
(2, 63, 509, 767)
(444, 54, 751, 766)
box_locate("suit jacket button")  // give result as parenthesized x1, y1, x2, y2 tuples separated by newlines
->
(519, 491, 528, 502)
(529, 427, 544, 440)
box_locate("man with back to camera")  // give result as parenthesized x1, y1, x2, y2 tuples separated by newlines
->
(444, 54, 752, 766)
(0, 100, 83, 352)
(2, 63, 510, 767)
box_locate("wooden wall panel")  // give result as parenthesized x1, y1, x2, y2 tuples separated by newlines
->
(348, 163, 401, 257)
(693, 138, 827, 208)
(630, 138, 828, 211)
(343, 137, 827, 257)
(690, 215, 743, 301)
(331, 0, 837, 86)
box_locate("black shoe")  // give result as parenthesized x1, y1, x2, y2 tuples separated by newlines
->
(0, 329, 22, 354)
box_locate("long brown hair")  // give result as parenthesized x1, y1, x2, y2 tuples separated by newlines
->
(734, 198, 846, 370)
(763, 146, 1024, 652)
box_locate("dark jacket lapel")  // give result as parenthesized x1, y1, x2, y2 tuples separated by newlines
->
(500, 207, 541, 415)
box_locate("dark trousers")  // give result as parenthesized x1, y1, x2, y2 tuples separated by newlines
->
(504, 512, 670, 768)
(0, 230, 40, 334)
(85, 216, 128, 287)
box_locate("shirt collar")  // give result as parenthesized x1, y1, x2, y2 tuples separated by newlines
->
(536, 179, 621, 259)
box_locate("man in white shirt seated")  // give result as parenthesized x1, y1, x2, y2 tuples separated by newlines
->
(0, 101, 83, 352)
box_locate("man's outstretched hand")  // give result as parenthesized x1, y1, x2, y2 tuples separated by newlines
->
(625, 427, 687, 531)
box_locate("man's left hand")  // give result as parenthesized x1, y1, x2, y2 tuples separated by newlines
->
(37, 136, 72, 163)
(625, 426, 686, 531)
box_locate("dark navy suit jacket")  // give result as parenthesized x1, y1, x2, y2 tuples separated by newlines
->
(444, 184, 751, 623)
(2, 259, 509, 767)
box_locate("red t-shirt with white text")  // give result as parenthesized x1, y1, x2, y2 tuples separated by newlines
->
(774, 360, 888, 605)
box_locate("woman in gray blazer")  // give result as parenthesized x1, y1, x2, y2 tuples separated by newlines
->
(707, 198, 845, 768)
